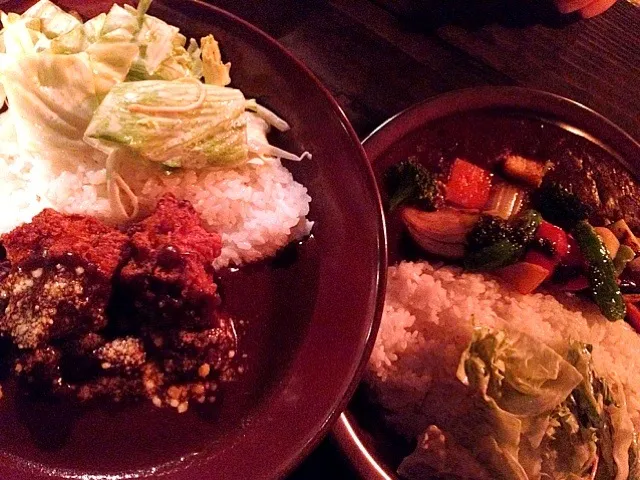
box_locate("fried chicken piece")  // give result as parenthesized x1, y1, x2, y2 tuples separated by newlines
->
(76, 373, 147, 403)
(149, 316, 237, 381)
(14, 345, 63, 392)
(136, 317, 237, 411)
(72, 336, 149, 403)
(118, 194, 222, 330)
(1, 209, 127, 274)
(0, 210, 129, 349)
(95, 337, 147, 376)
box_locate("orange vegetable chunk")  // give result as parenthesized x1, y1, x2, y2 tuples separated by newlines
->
(446, 159, 492, 210)
(496, 262, 550, 295)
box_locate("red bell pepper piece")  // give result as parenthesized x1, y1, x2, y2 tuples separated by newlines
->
(536, 221, 569, 257)
(445, 159, 492, 210)
(625, 300, 640, 333)
(559, 275, 589, 292)
(525, 221, 569, 275)
(563, 234, 583, 267)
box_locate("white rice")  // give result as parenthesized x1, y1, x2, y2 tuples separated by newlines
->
(368, 260, 640, 436)
(0, 149, 312, 268)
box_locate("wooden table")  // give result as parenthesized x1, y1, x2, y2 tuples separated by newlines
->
(205, 0, 639, 477)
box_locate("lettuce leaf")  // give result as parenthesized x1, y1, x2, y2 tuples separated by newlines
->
(85, 41, 138, 98)
(201, 34, 230, 86)
(446, 331, 638, 480)
(84, 79, 249, 169)
(49, 24, 87, 54)
(446, 328, 588, 480)
(113, 2, 199, 82)
(0, 52, 99, 162)
(21, 0, 80, 39)
(83, 13, 106, 44)
(99, 4, 139, 43)
(457, 328, 583, 417)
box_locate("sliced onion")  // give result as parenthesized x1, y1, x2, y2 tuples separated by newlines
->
(484, 183, 524, 220)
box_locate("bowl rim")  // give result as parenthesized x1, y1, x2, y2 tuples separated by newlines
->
(0, 1, 388, 479)
(332, 85, 640, 480)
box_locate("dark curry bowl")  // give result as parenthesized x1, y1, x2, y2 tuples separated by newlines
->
(0, 1, 386, 479)
(332, 86, 640, 479)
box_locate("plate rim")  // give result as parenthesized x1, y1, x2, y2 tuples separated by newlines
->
(333, 85, 640, 480)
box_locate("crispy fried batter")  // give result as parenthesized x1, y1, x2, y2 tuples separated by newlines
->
(119, 194, 222, 330)
(0, 197, 240, 411)
(14, 346, 63, 392)
(2, 209, 127, 276)
(0, 210, 128, 349)
(148, 316, 237, 381)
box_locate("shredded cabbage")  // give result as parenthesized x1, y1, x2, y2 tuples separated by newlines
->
(400, 329, 639, 480)
(0, 0, 310, 220)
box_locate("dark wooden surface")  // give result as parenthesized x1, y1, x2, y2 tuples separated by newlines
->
(203, 0, 639, 477)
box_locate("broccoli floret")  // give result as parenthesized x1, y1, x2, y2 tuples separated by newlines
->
(533, 182, 592, 230)
(467, 210, 541, 253)
(467, 215, 512, 252)
(511, 209, 542, 245)
(384, 159, 438, 212)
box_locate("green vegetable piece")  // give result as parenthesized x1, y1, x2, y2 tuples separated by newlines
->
(467, 210, 541, 255)
(464, 239, 523, 271)
(573, 220, 626, 321)
(565, 342, 602, 429)
(451, 328, 585, 480)
(533, 182, 591, 230)
(458, 328, 583, 417)
(565, 340, 639, 479)
(467, 215, 512, 252)
(464, 210, 540, 271)
(84, 80, 250, 169)
(614, 244, 636, 276)
(511, 209, 542, 245)
(384, 159, 438, 212)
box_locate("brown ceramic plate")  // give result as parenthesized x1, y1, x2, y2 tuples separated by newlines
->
(333, 86, 640, 479)
(0, 1, 386, 479)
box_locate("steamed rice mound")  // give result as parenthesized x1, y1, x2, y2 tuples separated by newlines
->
(369, 260, 640, 434)
(0, 150, 311, 269)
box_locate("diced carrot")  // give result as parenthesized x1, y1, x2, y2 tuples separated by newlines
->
(625, 300, 640, 333)
(445, 159, 492, 210)
(525, 250, 557, 272)
(496, 262, 550, 295)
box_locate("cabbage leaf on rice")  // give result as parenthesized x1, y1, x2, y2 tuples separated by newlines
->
(0, 0, 309, 221)
(0, 0, 140, 162)
(400, 328, 640, 480)
(84, 80, 249, 169)
(0, 52, 99, 163)
(19, 0, 81, 39)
